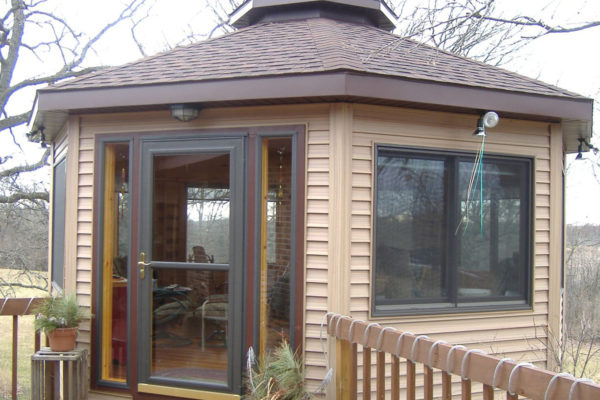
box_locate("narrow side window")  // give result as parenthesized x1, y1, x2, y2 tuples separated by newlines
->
(51, 158, 67, 288)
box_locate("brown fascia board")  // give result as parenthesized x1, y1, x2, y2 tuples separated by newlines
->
(35, 71, 592, 149)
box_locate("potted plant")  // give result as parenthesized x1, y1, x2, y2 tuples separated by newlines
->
(34, 293, 88, 352)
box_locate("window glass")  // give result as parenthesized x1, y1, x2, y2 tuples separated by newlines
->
(259, 138, 293, 355)
(373, 147, 530, 315)
(375, 154, 447, 305)
(100, 142, 130, 382)
(51, 158, 67, 288)
(457, 160, 528, 300)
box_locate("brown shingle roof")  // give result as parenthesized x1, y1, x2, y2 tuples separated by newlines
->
(49, 18, 581, 99)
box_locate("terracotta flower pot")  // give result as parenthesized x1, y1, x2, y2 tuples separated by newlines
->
(47, 327, 78, 352)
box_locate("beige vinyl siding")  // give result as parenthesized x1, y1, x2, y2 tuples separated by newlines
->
(70, 104, 332, 389)
(65, 100, 563, 397)
(53, 129, 68, 163)
(348, 104, 559, 397)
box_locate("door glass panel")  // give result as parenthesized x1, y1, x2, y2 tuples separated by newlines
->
(152, 153, 230, 264)
(149, 151, 230, 385)
(101, 143, 129, 382)
(151, 267, 228, 384)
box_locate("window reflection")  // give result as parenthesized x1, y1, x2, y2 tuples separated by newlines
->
(375, 155, 447, 303)
(152, 153, 230, 264)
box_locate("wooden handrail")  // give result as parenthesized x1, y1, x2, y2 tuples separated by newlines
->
(0, 298, 45, 400)
(326, 314, 600, 400)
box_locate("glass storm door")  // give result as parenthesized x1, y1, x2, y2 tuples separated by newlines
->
(137, 137, 243, 395)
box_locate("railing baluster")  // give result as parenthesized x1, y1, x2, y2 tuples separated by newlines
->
(462, 378, 472, 400)
(363, 347, 372, 400)
(391, 355, 399, 400)
(376, 351, 385, 399)
(483, 384, 494, 400)
(350, 342, 358, 400)
(506, 393, 518, 400)
(424, 365, 434, 400)
(442, 371, 452, 400)
(407, 360, 416, 400)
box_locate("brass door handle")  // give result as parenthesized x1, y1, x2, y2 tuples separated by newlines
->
(138, 252, 151, 279)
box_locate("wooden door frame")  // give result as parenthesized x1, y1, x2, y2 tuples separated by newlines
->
(245, 126, 306, 355)
(91, 125, 306, 398)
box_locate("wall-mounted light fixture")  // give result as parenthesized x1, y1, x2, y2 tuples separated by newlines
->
(576, 137, 598, 160)
(25, 126, 47, 147)
(473, 111, 499, 137)
(170, 104, 199, 122)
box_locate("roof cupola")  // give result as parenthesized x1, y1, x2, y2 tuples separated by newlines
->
(229, 0, 397, 31)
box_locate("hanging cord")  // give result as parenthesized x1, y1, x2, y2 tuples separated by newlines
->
(445, 344, 467, 374)
(456, 135, 486, 236)
(394, 331, 413, 358)
(347, 319, 364, 344)
(461, 349, 485, 381)
(544, 372, 573, 400)
(362, 323, 382, 348)
(568, 378, 593, 400)
(507, 362, 535, 396)
(427, 340, 448, 368)
(410, 335, 430, 364)
(492, 357, 513, 388)
(317, 312, 339, 393)
(376, 327, 396, 352)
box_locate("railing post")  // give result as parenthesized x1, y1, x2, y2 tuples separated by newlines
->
(12, 315, 18, 400)
(336, 338, 352, 399)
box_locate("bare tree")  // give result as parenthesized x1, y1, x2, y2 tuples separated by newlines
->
(542, 225, 600, 380)
(0, 0, 153, 292)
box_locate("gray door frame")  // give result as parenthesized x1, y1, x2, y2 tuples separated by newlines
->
(137, 135, 244, 393)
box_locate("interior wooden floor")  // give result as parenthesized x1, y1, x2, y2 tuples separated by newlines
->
(152, 318, 228, 383)
(108, 316, 290, 383)
(108, 318, 228, 383)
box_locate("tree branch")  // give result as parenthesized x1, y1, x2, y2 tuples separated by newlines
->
(472, 13, 600, 35)
(0, 110, 31, 131)
(0, 191, 49, 203)
(0, 147, 49, 178)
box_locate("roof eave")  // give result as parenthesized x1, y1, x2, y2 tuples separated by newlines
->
(33, 72, 593, 151)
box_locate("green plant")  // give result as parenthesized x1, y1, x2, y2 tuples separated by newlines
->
(245, 341, 312, 400)
(33, 294, 88, 333)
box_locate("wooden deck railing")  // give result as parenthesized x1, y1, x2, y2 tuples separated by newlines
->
(326, 314, 600, 400)
(0, 298, 44, 399)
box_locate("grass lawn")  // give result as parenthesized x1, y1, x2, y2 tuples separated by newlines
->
(0, 269, 47, 399)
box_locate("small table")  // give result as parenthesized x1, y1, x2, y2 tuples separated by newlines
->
(31, 348, 88, 400)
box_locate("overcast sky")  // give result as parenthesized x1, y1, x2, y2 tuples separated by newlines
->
(4, 0, 600, 224)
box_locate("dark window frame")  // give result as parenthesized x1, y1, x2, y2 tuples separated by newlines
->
(372, 144, 534, 316)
